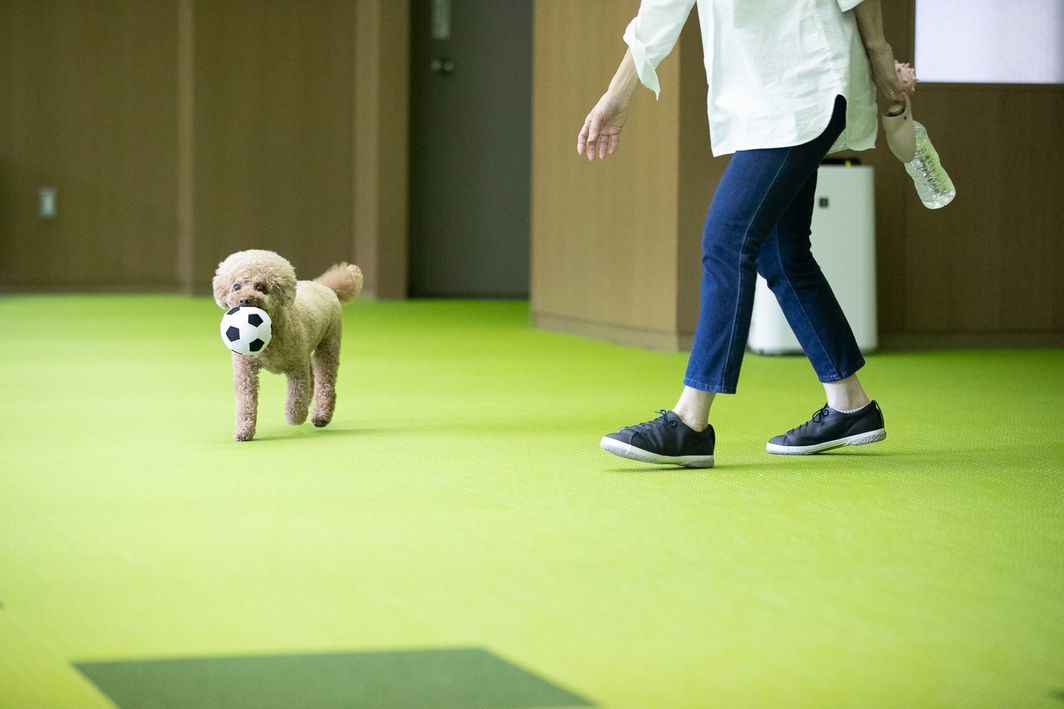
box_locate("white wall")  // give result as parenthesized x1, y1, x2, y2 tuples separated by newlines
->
(916, 0, 1064, 83)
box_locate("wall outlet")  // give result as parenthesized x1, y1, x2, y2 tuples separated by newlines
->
(39, 188, 57, 219)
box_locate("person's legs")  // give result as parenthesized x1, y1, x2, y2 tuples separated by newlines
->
(670, 376, 872, 431)
(824, 375, 870, 411)
(672, 244, 872, 425)
(671, 97, 849, 438)
(755, 165, 867, 393)
(673, 386, 714, 432)
(674, 195, 872, 432)
(683, 98, 848, 400)
(754, 151, 885, 454)
(602, 96, 881, 464)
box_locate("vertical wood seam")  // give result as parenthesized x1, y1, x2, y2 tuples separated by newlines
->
(177, 0, 194, 294)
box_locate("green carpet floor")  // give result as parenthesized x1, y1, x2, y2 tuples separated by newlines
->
(1, 295, 1062, 708)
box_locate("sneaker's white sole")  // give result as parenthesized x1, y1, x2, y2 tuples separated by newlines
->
(600, 437, 714, 468)
(765, 428, 886, 455)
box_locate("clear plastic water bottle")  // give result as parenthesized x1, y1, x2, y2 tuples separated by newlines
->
(905, 121, 955, 209)
(882, 92, 956, 210)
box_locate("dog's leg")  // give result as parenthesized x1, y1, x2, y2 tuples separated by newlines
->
(233, 355, 259, 442)
(285, 367, 313, 425)
(311, 329, 341, 428)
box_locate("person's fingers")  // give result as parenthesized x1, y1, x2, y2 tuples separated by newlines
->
(585, 112, 603, 161)
(577, 117, 591, 155)
(879, 69, 898, 100)
(598, 129, 610, 160)
(609, 133, 620, 156)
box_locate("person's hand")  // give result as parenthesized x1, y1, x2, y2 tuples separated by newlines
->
(577, 90, 631, 161)
(867, 43, 916, 104)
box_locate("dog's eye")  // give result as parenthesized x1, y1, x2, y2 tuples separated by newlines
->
(233, 284, 241, 291)
(255, 284, 268, 294)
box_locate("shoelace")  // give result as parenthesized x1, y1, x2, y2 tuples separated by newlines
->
(628, 410, 676, 432)
(788, 404, 831, 435)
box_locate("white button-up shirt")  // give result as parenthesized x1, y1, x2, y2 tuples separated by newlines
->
(624, 0, 878, 156)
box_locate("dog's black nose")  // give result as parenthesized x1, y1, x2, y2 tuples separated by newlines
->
(239, 298, 249, 307)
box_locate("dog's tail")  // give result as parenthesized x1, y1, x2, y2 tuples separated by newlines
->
(315, 263, 363, 302)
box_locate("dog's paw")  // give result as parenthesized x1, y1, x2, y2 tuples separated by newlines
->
(311, 416, 331, 428)
(233, 430, 255, 442)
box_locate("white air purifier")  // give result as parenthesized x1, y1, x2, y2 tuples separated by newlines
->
(748, 162, 877, 355)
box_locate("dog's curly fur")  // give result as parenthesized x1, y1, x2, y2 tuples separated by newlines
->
(213, 249, 363, 441)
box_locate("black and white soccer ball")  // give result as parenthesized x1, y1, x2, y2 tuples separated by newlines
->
(219, 306, 272, 356)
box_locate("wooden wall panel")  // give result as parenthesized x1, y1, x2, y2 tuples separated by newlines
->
(866, 1, 913, 339)
(2, 0, 1060, 346)
(353, 0, 409, 299)
(531, 0, 690, 349)
(898, 85, 1064, 343)
(873, 0, 1063, 348)
(0, 0, 179, 291)
(191, 0, 355, 287)
(0, 0, 409, 298)
(177, 0, 194, 293)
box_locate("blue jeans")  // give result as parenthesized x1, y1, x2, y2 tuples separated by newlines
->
(684, 96, 865, 394)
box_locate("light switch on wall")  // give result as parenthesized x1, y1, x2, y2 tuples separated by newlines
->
(39, 188, 57, 219)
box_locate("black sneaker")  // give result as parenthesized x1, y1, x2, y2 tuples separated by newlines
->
(766, 401, 886, 455)
(600, 410, 715, 468)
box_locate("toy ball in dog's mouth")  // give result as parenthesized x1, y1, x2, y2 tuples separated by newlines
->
(220, 306, 272, 356)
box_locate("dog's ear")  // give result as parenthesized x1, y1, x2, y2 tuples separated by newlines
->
(268, 260, 298, 307)
(212, 255, 235, 308)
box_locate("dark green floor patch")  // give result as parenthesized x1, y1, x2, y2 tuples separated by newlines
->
(74, 647, 593, 709)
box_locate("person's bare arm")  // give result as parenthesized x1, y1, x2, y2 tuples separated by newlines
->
(577, 49, 640, 161)
(854, 0, 913, 103)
